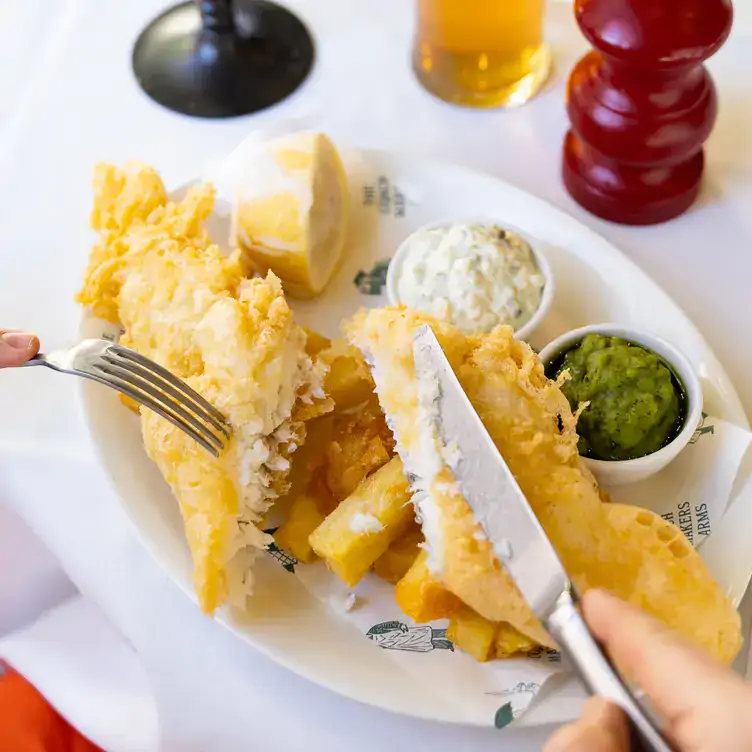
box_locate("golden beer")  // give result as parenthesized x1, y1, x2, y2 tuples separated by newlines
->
(413, 0, 551, 108)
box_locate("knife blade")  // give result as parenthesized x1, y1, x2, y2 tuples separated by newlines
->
(412, 324, 569, 620)
(411, 324, 674, 752)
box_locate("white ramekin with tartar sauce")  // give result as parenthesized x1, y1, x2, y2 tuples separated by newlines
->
(386, 221, 554, 341)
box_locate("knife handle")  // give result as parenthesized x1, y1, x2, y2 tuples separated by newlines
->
(546, 589, 675, 752)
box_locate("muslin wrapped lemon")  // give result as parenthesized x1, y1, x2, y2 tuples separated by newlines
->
(232, 132, 349, 299)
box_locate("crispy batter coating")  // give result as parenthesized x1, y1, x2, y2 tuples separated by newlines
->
(348, 307, 741, 665)
(79, 163, 331, 613)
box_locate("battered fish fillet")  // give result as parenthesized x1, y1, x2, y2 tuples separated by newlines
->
(78, 163, 331, 613)
(347, 308, 742, 665)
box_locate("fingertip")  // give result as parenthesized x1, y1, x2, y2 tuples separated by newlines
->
(544, 698, 628, 752)
(582, 587, 619, 611)
(543, 722, 580, 752)
(581, 589, 626, 638)
(0, 332, 40, 367)
(0, 331, 39, 355)
(26, 334, 40, 358)
(580, 588, 742, 739)
(582, 588, 680, 654)
(580, 696, 621, 725)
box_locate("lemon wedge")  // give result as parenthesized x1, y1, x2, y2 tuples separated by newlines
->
(232, 132, 349, 299)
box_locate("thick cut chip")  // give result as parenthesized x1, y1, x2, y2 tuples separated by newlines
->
(447, 608, 497, 662)
(347, 307, 742, 665)
(274, 494, 326, 563)
(325, 399, 394, 501)
(394, 549, 462, 623)
(374, 521, 423, 584)
(309, 456, 414, 586)
(495, 622, 539, 659)
(319, 341, 375, 410)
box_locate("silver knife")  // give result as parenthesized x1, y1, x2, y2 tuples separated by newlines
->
(412, 325, 674, 752)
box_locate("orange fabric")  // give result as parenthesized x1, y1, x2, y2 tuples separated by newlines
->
(0, 663, 103, 752)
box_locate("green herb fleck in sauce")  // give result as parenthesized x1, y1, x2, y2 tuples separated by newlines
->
(546, 334, 686, 461)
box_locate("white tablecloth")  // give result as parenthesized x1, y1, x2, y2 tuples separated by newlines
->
(2, 1, 752, 750)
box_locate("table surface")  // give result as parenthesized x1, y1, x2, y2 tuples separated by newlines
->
(2, 1, 752, 750)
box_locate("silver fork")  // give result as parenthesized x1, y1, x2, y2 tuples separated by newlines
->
(19, 339, 231, 456)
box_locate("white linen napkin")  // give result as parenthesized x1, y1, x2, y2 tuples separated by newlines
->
(0, 504, 76, 636)
(0, 595, 159, 752)
(0, 503, 159, 752)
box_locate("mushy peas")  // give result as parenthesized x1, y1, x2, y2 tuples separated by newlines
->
(548, 334, 684, 461)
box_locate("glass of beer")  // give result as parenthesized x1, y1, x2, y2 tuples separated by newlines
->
(413, 0, 551, 108)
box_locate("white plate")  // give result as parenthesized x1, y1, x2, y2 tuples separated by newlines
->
(79, 147, 749, 728)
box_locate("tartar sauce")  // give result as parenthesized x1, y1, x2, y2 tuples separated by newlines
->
(395, 223, 545, 334)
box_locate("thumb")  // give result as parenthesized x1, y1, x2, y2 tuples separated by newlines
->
(583, 589, 752, 749)
(544, 696, 628, 751)
(0, 331, 39, 367)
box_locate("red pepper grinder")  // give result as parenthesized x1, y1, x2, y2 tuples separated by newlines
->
(562, 0, 733, 225)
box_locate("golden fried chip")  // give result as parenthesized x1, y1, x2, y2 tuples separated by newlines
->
(325, 399, 394, 501)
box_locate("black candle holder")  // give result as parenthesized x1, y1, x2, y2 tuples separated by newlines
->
(132, 0, 314, 118)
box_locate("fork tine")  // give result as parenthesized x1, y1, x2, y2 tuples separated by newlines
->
(96, 361, 226, 453)
(101, 353, 231, 439)
(83, 371, 222, 457)
(92, 362, 225, 453)
(108, 344, 230, 430)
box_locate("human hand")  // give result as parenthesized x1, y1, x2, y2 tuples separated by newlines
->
(544, 589, 752, 752)
(0, 331, 39, 367)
